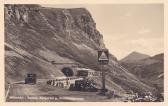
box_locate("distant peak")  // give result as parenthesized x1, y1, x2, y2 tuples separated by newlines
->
(131, 51, 143, 54)
(130, 51, 149, 56)
(132, 51, 138, 53)
(120, 51, 150, 63)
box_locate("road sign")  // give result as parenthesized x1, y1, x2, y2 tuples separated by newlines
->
(98, 49, 109, 64)
(98, 49, 109, 95)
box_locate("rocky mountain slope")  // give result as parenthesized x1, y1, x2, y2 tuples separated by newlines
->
(5, 4, 153, 95)
(120, 53, 164, 92)
(120, 51, 150, 63)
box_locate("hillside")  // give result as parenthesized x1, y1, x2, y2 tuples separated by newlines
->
(120, 51, 150, 63)
(120, 53, 164, 92)
(5, 4, 153, 98)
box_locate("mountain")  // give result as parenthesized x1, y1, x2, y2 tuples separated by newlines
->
(120, 51, 150, 63)
(120, 53, 164, 92)
(5, 4, 153, 96)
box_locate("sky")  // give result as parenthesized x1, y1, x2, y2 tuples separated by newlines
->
(42, 4, 164, 60)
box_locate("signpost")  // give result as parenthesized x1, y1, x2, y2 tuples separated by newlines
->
(98, 49, 109, 95)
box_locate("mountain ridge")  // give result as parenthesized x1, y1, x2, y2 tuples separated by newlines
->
(120, 51, 150, 63)
(120, 53, 164, 92)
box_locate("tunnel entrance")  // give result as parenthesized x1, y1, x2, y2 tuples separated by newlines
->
(61, 67, 74, 77)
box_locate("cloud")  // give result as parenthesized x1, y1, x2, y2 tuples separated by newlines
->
(137, 29, 151, 34)
(128, 38, 163, 55)
(119, 12, 132, 20)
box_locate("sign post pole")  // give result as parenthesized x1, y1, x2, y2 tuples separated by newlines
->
(98, 49, 109, 95)
(101, 65, 106, 94)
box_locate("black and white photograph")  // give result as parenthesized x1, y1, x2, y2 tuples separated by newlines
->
(4, 3, 164, 102)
